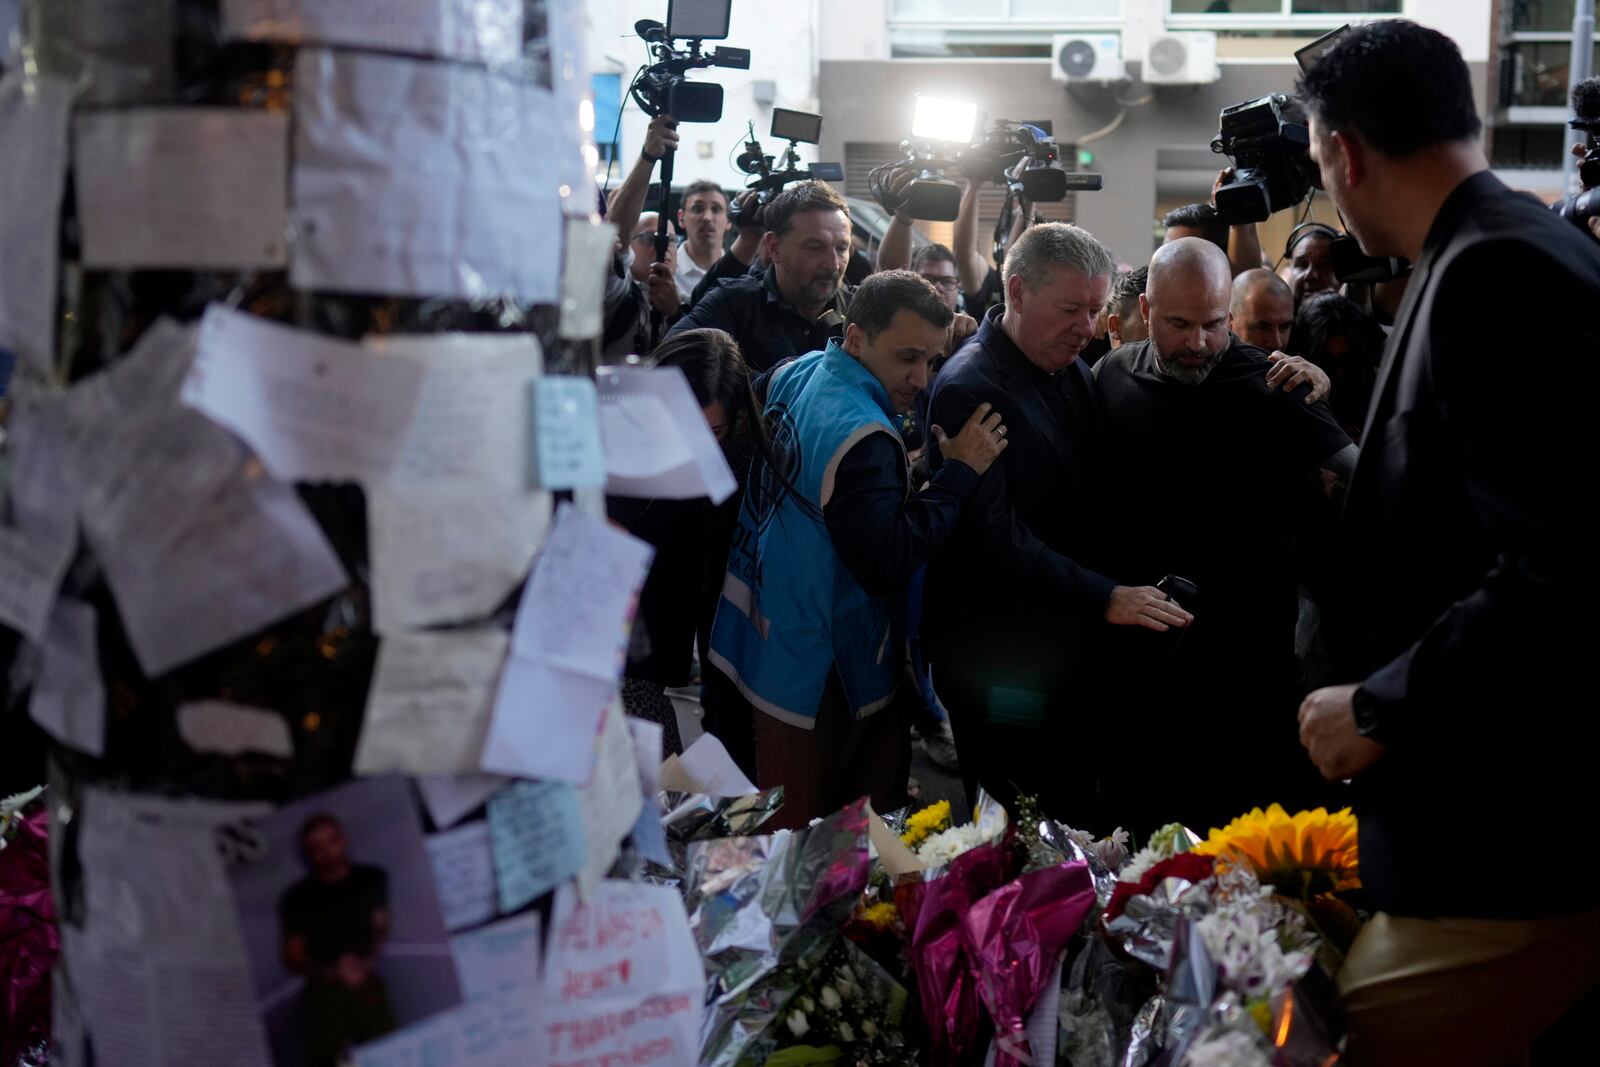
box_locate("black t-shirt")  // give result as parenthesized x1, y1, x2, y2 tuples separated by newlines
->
(961, 266, 1003, 319)
(279, 864, 388, 967)
(1094, 338, 1350, 647)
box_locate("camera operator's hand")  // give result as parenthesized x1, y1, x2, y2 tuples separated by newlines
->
(1589, 216, 1600, 241)
(947, 312, 978, 354)
(1211, 166, 1236, 206)
(1104, 585, 1193, 633)
(643, 114, 679, 161)
(645, 261, 681, 316)
(887, 168, 918, 221)
(731, 189, 766, 234)
(1265, 351, 1331, 404)
(931, 401, 1008, 476)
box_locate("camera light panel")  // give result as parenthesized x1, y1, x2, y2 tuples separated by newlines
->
(666, 0, 732, 40)
(911, 95, 978, 146)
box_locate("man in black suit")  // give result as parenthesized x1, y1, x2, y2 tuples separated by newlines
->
(1293, 21, 1600, 1064)
(924, 223, 1192, 821)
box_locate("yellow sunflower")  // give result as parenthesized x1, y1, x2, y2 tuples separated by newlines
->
(900, 799, 952, 849)
(1193, 804, 1360, 897)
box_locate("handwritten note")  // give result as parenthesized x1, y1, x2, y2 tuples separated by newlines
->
(291, 48, 569, 303)
(222, 0, 524, 64)
(183, 304, 426, 484)
(74, 109, 289, 269)
(531, 376, 607, 491)
(450, 913, 541, 1002)
(0, 522, 73, 643)
(176, 701, 294, 759)
(510, 503, 653, 680)
(486, 779, 585, 912)
(597, 365, 738, 504)
(426, 821, 498, 933)
(539, 881, 705, 1067)
(63, 791, 273, 1067)
(364, 332, 543, 488)
(97, 469, 348, 677)
(367, 485, 551, 635)
(417, 774, 508, 831)
(575, 704, 644, 897)
(626, 720, 671, 865)
(0, 73, 72, 374)
(28, 599, 106, 757)
(479, 655, 613, 784)
(354, 628, 509, 776)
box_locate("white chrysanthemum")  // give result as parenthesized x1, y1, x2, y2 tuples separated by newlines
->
(1182, 1027, 1272, 1067)
(1194, 897, 1315, 998)
(916, 822, 999, 866)
(1118, 843, 1166, 885)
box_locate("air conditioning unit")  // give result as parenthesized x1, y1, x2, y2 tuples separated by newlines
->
(1143, 31, 1220, 85)
(1050, 33, 1125, 84)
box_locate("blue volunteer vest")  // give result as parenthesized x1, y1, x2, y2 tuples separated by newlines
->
(709, 342, 906, 727)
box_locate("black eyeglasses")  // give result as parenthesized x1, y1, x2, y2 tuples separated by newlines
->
(919, 274, 960, 291)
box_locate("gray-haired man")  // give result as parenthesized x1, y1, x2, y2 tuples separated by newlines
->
(923, 223, 1191, 819)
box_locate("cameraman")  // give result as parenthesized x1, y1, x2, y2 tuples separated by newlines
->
(603, 114, 686, 355)
(666, 181, 855, 372)
(1161, 166, 1269, 277)
(876, 174, 1032, 319)
(1291, 21, 1600, 1064)
(1565, 75, 1600, 241)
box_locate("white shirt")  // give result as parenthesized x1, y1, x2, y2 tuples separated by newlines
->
(674, 243, 719, 301)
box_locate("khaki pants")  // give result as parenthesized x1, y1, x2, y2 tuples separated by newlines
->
(1338, 907, 1600, 1066)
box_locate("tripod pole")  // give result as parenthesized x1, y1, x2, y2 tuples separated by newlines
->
(648, 145, 677, 351)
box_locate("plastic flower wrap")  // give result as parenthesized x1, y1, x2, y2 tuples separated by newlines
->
(764, 937, 910, 1066)
(686, 798, 875, 1067)
(961, 862, 1098, 1067)
(1192, 805, 1359, 898)
(0, 789, 55, 1067)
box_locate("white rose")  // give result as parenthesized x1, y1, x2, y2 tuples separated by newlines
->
(786, 1011, 809, 1038)
(819, 985, 842, 1010)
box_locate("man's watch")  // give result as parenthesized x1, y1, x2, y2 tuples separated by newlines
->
(1350, 686, 1387, 743)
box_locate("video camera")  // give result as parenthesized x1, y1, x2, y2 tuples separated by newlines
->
(630, 1, 750, 124)
(1210, 93, 1319, 225)
(728, 109, 845, 226)
(871, 98, 1102, 224)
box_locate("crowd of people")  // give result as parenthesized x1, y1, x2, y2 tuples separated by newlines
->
(598, 20, 1599, 1064)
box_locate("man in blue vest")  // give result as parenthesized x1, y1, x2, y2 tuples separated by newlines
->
(709, 270, 1009, 828)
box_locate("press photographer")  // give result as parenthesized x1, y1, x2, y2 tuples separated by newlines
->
(1555, 74, 1600, 240)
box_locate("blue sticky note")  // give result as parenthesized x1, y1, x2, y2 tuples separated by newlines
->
(487, 778, 585, 912)
(530, 376, 606, 490)
(631, 800, 672, 867)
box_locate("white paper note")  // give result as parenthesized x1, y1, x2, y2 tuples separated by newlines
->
(176, 700, 294, 758)
(479, 655, 613, 784)
(0, 522, 72, 643)
(625, 720, 672, 866)
(62, 790, 274, 1067)
(368, 485, 551, 634)
(29, 599, 106, 757)
(539, 881, 704, 1066)
(558, 219, 619, 341)
(575, 703, 644, 897)
(0, 74, 72, 375)
(364, 332, 543, 488)
(222, 0, 523, 64)
(509, 503, 653, 680)
(183, 304, 426, 484)
(417, 774, 508, 831)
(98, 469, 348, 677)
(530, 376, 607, 491)
(426, 821, 498, 933)
(291, 48, 570, 303)
(449, 913, 541, 1002)
(663, 732, 758, 798)
(354, 628, 510, 776)
(353, 992, 539, 1067)
(74, 109, 289, 270)
(597, 364, 738, 504)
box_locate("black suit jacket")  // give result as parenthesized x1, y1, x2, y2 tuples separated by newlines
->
(923, 309, 1116, 685)
(1329, 171, 1600, 918)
